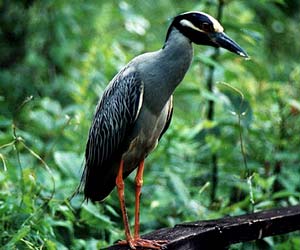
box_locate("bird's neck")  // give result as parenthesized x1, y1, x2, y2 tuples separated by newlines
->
(142, 27, 193, 113)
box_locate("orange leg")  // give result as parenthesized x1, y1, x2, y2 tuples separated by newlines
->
(116, 160, 133, 247)
(116, 159, 168, 249)
(134, 160, 145, 239)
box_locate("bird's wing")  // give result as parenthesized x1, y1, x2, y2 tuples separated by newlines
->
(158, 95, 173, 140)
(82, 68, 144, 201)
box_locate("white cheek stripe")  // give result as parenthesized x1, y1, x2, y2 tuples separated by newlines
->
(180, 19, 205, 33)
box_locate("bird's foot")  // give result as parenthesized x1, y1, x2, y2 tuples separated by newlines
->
(117, 237, 168, 249)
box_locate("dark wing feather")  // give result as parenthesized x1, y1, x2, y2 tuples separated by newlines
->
(81, 69, 143, 202)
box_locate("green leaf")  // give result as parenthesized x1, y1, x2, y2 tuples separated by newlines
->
(4, 225, 31, 248)
(54, 151, 82, 178)
(80, 203, 113, 228)
(40, 98, 62, 115)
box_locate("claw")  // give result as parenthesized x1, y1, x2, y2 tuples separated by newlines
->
(117, 238, 168, 249)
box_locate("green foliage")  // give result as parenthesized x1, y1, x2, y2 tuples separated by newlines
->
(1, 0, 299, 249)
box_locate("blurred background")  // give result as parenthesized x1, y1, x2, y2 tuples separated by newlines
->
(0, 0, 299, 249)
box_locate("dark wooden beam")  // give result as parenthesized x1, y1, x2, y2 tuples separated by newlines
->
(105, 205, 300, 250)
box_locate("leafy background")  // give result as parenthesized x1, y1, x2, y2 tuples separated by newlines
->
(0, 0, 300, 249)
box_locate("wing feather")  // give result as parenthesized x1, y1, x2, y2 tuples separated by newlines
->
(81, 68, 144, 201)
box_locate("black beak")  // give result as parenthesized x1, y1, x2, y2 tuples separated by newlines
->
(210, 32, 249, 58)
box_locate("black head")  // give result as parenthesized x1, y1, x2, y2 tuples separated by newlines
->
(167, 11, 248, 58)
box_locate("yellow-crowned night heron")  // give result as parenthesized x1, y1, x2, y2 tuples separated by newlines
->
(81, 11, 248, 249)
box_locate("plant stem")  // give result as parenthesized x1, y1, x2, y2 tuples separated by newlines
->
(207, 0, 224, 204)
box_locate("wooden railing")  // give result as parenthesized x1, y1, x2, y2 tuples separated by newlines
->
(106, 205, 300, 249)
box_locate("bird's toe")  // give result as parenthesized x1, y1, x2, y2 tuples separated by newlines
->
(117, 238, 168, 249)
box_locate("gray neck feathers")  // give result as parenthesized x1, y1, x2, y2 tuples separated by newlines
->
(134, 27, 193, 113)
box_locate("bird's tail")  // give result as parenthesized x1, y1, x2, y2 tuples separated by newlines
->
(80, 161, 117, 202)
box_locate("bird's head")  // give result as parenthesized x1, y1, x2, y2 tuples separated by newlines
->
(167, 11, 248, 58)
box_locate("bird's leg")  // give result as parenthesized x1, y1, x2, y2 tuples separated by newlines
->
(134, 159, 145, 239)
(116, 160, 133, 246)
(117, 159, 167, 249)
(121, 160, 167, 249)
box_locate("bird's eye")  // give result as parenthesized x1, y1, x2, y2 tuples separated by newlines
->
(202, 22, 213, 32)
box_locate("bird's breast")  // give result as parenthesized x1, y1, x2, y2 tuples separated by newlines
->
(122, 98, 171, 172)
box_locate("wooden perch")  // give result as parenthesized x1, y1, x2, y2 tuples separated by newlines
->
(105, 205, 300, 250)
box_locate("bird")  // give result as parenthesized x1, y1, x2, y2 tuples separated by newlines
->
(81, 11, 248, 249)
